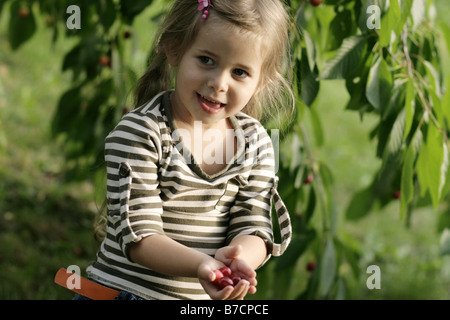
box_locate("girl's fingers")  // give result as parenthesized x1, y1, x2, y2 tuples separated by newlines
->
(228, 279, 250, 300)
(230, 259, 256, 281)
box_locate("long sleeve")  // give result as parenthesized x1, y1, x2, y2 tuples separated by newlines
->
(105, 111, 165, 261)
(226, 121, 292, 264)
(226, 123, 276, 258)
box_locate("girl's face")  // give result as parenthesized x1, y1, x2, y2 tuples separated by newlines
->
(168, 16, 265, 128)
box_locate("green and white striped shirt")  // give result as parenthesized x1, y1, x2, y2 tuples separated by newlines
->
(87, 91, 291, 300)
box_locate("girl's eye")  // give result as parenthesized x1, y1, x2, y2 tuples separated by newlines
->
(233, 69, 249, 78)
(199, 56, 214, 65)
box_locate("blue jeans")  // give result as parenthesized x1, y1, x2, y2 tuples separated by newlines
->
(73, 291, 145, 300)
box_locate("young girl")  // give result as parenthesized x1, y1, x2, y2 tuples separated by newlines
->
(79, 0, 293, 300)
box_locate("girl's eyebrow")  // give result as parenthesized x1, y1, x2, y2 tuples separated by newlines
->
(198, 49, 218, 59)
(198, 49, 255, 74)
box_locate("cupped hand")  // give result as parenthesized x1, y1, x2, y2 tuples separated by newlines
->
(198, 262, 255, 300)
(214, 245, 258, 298)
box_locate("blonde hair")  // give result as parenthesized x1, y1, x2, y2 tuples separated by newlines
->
(94, 199, 107, 242)
(134, 0, 294, 121)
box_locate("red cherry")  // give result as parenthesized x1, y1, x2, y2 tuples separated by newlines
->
(304, 173, 314, 185)
(219, 266, 232, 277)
(218, 277, 234, 289)
(122, 106, 131, 115)
(306, 261, 316, 272)
(212, 269, 223, 284)
(19, 7, 30, 19)
(99, 55, 111, 67)
(45, 15, 54, 27)
(310, 0, 323, 7)
(124, 30, 132, 39)
(230, 274, 241, 286)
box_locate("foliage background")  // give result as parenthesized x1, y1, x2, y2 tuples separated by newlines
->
(0, 0, 449, 299)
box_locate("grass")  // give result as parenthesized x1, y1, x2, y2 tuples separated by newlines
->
(1, 1, 449, 300)
(343, 205, 450, 299)
(0, 9, 99, 299)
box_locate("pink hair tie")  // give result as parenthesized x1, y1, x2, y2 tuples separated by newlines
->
(198, 0, 211, 20)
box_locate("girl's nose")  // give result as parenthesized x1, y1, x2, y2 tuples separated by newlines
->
(207, 70, 229, 93)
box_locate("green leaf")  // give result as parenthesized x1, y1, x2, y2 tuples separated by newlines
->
(303, 188, 316, 225)
(8, 1, 37, 50)
(319, 237, 336, 297)
(288, 133, 303, 174)
(379, 0, 401, 47)
(416, 124, 447, 210)
(440, 22, 450, 54)
(120, 0, 152, 23)
(365, 56, 392, 111)
(326, 9, 355, 51)
(308, 105, 324, 146)
(403, 80, 415, 141)
(335, 234, 361, 279)
(52, 86, 82, 136)
(422, 60, 441, 96)
(439, 229, 450, 256)
(400, 144, 415, 218)
(379, 8, 393, 47)
(62, 42, 82, 71)
(411, 0, 426, 30)
(416, 139, 429, 198)
(294, 166, 304, 189)
(345, 186, 375, 220)
(302, 30, 316, 72)
(296, 53, 320, 107)
(400, 0, 414, 31)
(374, 107, 401, 159)
(443, 75, 450, 127)
(275, 230, 316, 271)
(437, 210, 450, 233)
(319, 36, 367, 80)
(344, 56, 372, 112)
(386, 108, 405, 156)
(96, 0, 117, 32)
(391, 0, 403, 35)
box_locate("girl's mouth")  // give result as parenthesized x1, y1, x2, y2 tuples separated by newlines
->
(197, 93, 226, 114)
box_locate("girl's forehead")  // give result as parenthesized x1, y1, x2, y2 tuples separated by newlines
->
(194, 16, 266, 61)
